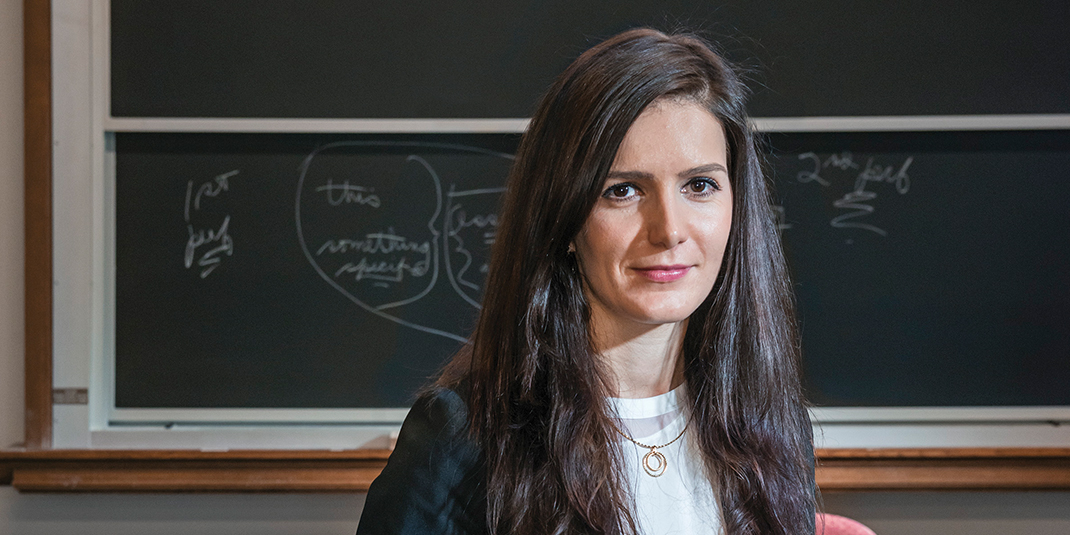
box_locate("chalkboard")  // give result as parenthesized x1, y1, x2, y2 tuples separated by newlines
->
(115, 133, 519, 408)
(115, 130, 1070, 409)
(766, 131, 1070, 406)
(110, 0, 1070, 119)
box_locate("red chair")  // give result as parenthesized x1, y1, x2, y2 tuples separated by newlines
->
(816, 513, 877, 535)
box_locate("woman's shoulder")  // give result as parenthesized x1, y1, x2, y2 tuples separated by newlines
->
(392, 383, 480, 465)
(356, 382, 486, 535)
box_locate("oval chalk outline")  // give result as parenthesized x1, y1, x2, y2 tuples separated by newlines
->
(296, 141, 513, 343)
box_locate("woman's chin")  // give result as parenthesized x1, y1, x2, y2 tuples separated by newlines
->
(623, 305, 700, 328)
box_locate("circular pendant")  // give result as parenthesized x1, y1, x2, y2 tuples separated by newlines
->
(642, 448, 667, 477)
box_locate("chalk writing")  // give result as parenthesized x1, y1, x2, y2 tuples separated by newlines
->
(185, 216, 233, 277)
(334, 255, 431, 283)
(830, 157, 913, 236)
(443, 186, 505, 307)
(184, 170, 238, 278)
(796, 151, 860, 187)
(320, 230, 433, 284)
(317, 232, 431, 256)
(295, 141, 513, 342)
(792, 152, 914, 237)
(315, 180, 382, 208)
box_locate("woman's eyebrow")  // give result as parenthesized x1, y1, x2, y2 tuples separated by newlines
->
(605, 170, 653, 181)
(605, 163, 727, 181)
(678, 163, 728, 178)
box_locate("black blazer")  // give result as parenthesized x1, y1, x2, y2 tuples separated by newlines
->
(355, 387, 816, 534)
(356, 387, 487, 535)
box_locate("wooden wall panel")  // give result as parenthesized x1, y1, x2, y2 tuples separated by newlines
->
(817, 448, 1070, 491)
(3, 449, 1069, 493)
(23, 0, 53, 450)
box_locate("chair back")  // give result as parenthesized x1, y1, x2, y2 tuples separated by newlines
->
(816, 513, 877, 535)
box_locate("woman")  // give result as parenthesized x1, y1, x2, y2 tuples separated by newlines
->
(357, 28, 815, 535)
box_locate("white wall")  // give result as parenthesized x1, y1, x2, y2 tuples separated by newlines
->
(0, 1, 1068, 534)
(0, 0, 25, 454)
(0, 488, 365, 535)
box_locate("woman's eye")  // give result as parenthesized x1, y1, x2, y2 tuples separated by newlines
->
(603, 183, 637, 199)
(685, 178, 720, 196)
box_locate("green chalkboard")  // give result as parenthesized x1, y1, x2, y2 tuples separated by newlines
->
(114, 130, 1070, 408)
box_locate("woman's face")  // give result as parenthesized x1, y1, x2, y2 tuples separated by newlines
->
(573, 99, 733, 333)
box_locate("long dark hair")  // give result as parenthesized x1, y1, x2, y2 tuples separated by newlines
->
(440, 28, 814, 535)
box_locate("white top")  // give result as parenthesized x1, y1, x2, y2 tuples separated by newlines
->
(609, 386, 722, 535)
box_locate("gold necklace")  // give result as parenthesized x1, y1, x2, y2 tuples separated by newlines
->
(610, 422, 688, 477)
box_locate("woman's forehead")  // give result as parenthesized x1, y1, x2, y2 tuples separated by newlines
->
(610, 101, 727, 171)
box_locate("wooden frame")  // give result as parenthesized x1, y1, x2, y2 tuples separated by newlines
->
(13, 0, 1069, 493)
(23, 0, 52, 451)
(816, 448, 1070, 491)
(0, 449, 391, 492)
(3, 448, 1070, 492)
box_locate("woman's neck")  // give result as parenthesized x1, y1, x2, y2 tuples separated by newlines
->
(593, 318, 688, 399)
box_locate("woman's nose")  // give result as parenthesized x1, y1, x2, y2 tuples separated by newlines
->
(646, 194, 687, 249)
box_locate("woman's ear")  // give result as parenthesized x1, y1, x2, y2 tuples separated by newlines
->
(567, 242, 576, 254)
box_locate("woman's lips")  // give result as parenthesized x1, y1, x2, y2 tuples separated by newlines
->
(633, 265, 691, 282)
